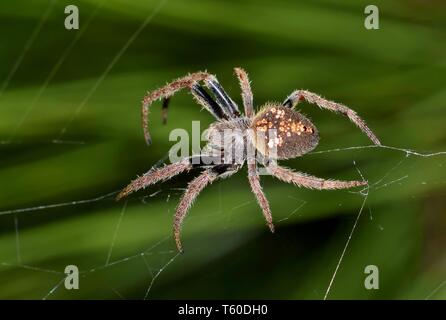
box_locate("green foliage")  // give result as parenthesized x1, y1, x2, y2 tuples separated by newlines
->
(0, 0, 445, 299)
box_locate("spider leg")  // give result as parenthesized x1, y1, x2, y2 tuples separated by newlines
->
(248, 162, 274, 233)
(282, 90, 381, 145)
(163, 84, 227, 124)
(205, 76, 240, 118)
(174, 164, 240, 252)
(266, 163, 367, 190)
(116, 153, 224, 201)
(234, 67, 254, 118)
(142, 71, 221, 145)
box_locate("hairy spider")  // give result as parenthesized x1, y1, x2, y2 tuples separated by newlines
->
(117, 68, 381, 252)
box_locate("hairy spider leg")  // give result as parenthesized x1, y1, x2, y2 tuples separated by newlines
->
(116, 154, 223, 201)
(116, 159, 193, 200)
(266, 163, 367, 190)
(191, 84, 228, 120)
(248, 162, 274, 232)
(141, 71, 213, 145)
(174, 164, 240, 252)
(234, 67, 254, 118)
(282, 90, 381, 145)
(205, 76, 240, 118)
(162, 84, 229, 124)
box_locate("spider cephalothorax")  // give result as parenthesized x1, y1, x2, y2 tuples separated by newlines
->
(117, 68, 381, 252)
(251, 104, 319, 159)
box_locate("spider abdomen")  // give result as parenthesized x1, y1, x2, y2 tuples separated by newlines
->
(250, 104, 319, 159)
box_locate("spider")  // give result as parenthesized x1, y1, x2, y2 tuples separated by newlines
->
(117, 68, 381, 252)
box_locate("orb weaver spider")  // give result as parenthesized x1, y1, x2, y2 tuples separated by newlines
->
(117, 68, 381, 252)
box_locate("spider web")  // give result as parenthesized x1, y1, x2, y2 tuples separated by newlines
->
(1, 1, 446, 300)
(0, 0, 181, 300)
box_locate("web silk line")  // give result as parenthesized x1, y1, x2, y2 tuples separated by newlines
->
(324, 164, 369, 300)
(1, 262, 63, 275)
(144, 252, 180, 300)
(14, 215, 21, 264)
(425, 279, 446, 300)
(310, 144, 446, 158)
(42, 277, 66, 300)
(105, 200, 128, 266)
(7, 0, 108, 143)
(0, 191, 119, 216)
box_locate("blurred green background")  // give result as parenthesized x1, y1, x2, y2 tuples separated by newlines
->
(1, 0, 446, 299)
